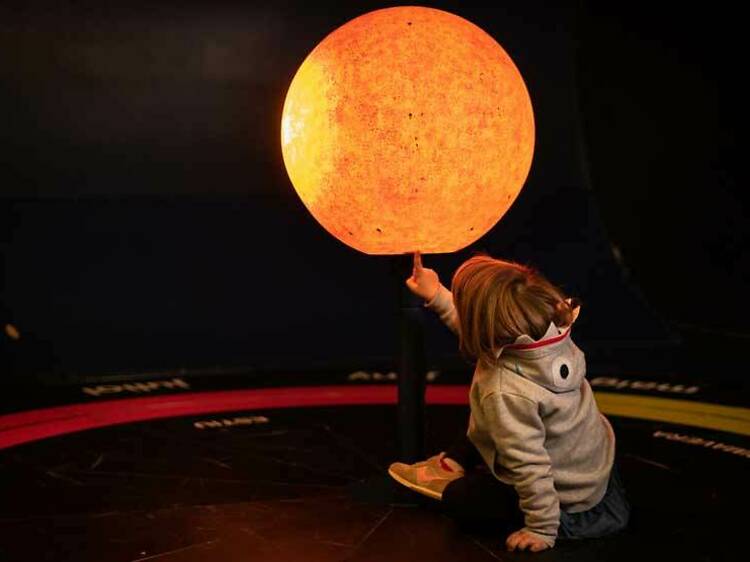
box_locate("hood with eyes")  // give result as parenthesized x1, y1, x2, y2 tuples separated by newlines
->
(498, 322, 585, 393)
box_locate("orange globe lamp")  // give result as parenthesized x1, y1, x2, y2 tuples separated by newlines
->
(281, 6, 534, 255)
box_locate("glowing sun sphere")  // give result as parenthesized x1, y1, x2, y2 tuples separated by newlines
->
(281, 6, 535, 255)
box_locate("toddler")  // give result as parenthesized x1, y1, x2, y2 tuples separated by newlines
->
(389, 253, 629, 552)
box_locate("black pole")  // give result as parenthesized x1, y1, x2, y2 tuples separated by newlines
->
(392, 253, 426, 463)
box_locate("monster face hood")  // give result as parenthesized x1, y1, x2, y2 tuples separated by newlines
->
(499, 322, 586, 394)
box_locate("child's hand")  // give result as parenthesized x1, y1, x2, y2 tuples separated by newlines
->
(405, 251, 440, 302)
(505, 529, 550, 553)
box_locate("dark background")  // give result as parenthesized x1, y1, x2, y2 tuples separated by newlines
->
(1, 1, 745, 381)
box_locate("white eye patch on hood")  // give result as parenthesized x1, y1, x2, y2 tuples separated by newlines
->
(549, 355, 579, 391)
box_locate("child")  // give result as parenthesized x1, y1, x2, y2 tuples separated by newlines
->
(388, 253, 629, 552)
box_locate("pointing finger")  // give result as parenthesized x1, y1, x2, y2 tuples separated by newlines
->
(413, 251, 422, 274)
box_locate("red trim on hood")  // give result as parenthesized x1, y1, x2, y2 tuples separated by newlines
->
(504, 328, 571, 351)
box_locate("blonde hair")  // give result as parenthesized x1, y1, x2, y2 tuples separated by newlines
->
(451, 254, 577, 369)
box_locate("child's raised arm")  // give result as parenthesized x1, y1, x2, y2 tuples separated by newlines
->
(405, 252, 459, 335)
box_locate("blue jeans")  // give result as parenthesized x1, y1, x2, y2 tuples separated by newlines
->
(558, 462, 630, 539)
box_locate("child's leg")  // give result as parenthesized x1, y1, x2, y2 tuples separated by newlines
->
(443, 434, 485, 470)
(387, 429, 484, 499)
(442, 471, 523, 530)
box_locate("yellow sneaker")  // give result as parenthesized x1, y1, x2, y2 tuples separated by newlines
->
(387, 453, 464, 500)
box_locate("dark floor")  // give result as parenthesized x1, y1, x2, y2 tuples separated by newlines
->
(1, 397, 747, 562)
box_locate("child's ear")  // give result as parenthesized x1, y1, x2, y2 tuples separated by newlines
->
(558, 298, 581, 328)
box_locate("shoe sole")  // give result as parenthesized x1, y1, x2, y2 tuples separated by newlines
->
(387, 466, 443, 500)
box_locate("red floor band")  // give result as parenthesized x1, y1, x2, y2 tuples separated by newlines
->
(0, 385, 469, 450)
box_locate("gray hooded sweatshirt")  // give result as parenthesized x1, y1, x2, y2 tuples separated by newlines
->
(426, 285, 616, 547)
